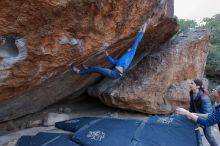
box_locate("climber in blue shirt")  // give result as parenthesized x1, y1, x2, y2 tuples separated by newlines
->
(71, 22, 147, 80)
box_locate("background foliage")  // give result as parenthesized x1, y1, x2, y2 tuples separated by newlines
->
(177, 14, 220, 99)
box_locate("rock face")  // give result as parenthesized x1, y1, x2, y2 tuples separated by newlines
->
(88, 30, 211, 114)
(0, 0, 179, 122)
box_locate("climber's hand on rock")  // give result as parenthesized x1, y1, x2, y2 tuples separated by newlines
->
(142, 22, 147, 32)
(139, 22, 147, 32)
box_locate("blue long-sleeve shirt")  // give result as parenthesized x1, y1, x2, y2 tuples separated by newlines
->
(197, 105, 220, 130)
(106, 32, 144, 72)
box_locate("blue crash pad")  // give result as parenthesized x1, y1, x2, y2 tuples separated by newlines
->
(16, 132, 81, 146)
(17, 115, 198, 146)
(70, 116, 198, 146)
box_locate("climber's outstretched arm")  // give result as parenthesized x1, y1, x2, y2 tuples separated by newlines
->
(105, 51, 118, 65)
(129, 22, 147, 53)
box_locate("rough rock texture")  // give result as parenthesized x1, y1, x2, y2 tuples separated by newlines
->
(88, 30, 211, 114)
(0, 0, 178, 122)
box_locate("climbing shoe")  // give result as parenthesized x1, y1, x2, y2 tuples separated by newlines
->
(70, 64, 80, 74)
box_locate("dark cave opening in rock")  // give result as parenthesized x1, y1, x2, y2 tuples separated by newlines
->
(0, 36, 19, 58)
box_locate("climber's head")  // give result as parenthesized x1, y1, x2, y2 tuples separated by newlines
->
(127, 48, 131, 52)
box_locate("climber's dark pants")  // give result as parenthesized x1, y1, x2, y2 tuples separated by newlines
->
(80, 67, 122, 80)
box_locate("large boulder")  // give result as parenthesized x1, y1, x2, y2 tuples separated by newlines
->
(88, 30, 211, 114)
(0, 0, 178, 121)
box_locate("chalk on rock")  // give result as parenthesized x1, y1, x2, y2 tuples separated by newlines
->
(69, 38, 81, 46)
(15, 38, 26, 48)
(43, 113, 70, 126)
(59, 36, 70, 45)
